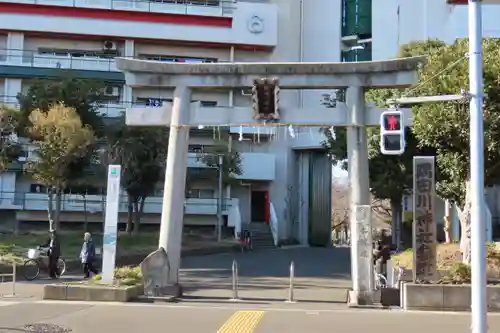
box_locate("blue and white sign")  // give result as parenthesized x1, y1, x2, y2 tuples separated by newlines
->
(101, 165, 121, 285)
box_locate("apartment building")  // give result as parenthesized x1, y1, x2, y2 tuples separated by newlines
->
(0, 0, 358, 246)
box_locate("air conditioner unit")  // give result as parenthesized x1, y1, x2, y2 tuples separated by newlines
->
(102, 40, 117, 51)
(104, 86, 120, 96)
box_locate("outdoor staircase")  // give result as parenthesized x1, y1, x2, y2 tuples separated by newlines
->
(248, 222, 276, 249)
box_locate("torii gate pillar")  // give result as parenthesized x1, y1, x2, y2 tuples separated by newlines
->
(158, 86, 191, 287)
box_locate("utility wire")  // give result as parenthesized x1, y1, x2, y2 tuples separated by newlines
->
(402, 55, 467, 98)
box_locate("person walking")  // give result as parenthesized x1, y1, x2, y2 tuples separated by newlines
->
(80, 232, 98, 278)
(40, 229, 61, 279)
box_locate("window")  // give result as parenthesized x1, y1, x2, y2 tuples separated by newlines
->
(63, 186, 102, 195)
(188, 144, 210, 153)
(138, 54, 217, 63)
(37, 48, 119, 59)
(135, 97, 217, 108)
(149, 0, 220, 6)
(29, 184, 48, 193)
(186, 189, 215, 199)
(101, 85, 122, 104)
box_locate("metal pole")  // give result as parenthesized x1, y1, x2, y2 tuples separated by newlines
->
(287, 261, 295, 302)
(11, 263, 16, 296)
(231, 259, 239, 300)
(217, 155, 223, 242)
(468, 1, 487, 333)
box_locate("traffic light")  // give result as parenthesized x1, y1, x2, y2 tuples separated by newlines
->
(251, 78, 280, 121)
(380, 109, 405, 155)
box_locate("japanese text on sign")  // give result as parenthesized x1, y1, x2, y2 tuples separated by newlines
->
(412, 157, 437, 282)
(355, 205, 372, 293)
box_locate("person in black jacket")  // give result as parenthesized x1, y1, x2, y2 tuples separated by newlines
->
(80, 232, 98, 278)
(40, 229, 61, 279)
(373, 239, 391, 276)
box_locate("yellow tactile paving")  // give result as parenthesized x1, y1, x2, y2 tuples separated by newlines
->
(216, 310, 265, 333)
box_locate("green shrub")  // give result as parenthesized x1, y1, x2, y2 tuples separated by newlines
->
(90, 266, 142, 286)
(440, 262, 471, 284)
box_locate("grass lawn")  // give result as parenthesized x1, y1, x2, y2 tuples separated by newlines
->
(392, 243, 462, 269)
(0, 230, 235, 265)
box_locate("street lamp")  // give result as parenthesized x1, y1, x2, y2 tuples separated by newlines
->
(217, 154, 223, 242)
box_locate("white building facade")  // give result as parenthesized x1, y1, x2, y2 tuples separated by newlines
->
(0, 0, 348, 246)
(372, 0, 500, 60)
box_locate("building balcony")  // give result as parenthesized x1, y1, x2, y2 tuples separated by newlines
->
(0, 0, 235, 16)
(0, 2, 276, 47)
(187, 152, 275, 181)
(291, 128, 326, 150)
(229, 126, 276, 136)
(8, 192, 237, 215)
(0, 50, 117, 72)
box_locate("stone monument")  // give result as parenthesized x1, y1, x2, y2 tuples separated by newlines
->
(140, 247, 182, 299)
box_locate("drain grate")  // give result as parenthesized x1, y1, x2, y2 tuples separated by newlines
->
(24, 324, 72, 333)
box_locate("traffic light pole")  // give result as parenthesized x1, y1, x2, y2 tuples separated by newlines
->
(387, 2, 487, 327)
(468, 1, 487, 333)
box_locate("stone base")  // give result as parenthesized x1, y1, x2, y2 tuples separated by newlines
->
(43, 284, 143, 302)
(347, 290, 374, 307)
(145, 283, 183, 299)
(403, 283, 500, 311)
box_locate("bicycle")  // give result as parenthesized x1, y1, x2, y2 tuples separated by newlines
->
(23, 248, 66, 281)
(374, 267, 388, 290)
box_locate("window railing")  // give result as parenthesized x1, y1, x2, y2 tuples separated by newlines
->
(0, 190, 233, 214)
(0, 0, 236, 16)
(0, 49, 117, 72)
(0, 49, 225, 73)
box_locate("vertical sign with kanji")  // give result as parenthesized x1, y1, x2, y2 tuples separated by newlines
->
(412, 156, 437, 282)
(354, 205, 373, 295)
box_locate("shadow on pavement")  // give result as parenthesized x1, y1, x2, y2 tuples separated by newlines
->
(179, 247, 352, 303)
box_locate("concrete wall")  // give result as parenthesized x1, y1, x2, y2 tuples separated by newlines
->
(372, 1, 500, 60)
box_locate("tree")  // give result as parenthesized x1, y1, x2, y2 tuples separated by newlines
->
(331, 176, 349, 228)
(27, 104, 95, 230)
(0, 105, 22, 171)
(322, 40, 447, 247)
(323, 126, 421, 237)
(17, 76, 105, 137)
(103, 119, 169, 235)
(408, 38, 500, 263)
(196, 131, 243, 184)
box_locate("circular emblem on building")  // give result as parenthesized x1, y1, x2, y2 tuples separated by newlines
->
(247, 15, 264, 34)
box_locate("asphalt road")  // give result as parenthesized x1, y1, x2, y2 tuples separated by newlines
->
(0, 300, 499, 333)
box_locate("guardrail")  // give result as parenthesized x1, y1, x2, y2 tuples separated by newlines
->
(0, 0, 236, 16)
(0, 51, 117, 72)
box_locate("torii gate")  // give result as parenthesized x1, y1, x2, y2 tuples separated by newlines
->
(116, 56, 425, 305)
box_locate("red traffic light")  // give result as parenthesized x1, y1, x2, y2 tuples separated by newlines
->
(382, 114, 401, 131)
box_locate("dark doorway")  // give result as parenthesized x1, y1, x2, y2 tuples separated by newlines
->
(251, 190, 267, 222)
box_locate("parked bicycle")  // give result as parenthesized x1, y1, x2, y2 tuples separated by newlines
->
(237, 230, 252, 252)
(374, 267, 388, 290)
(23, 247, 66, 281)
